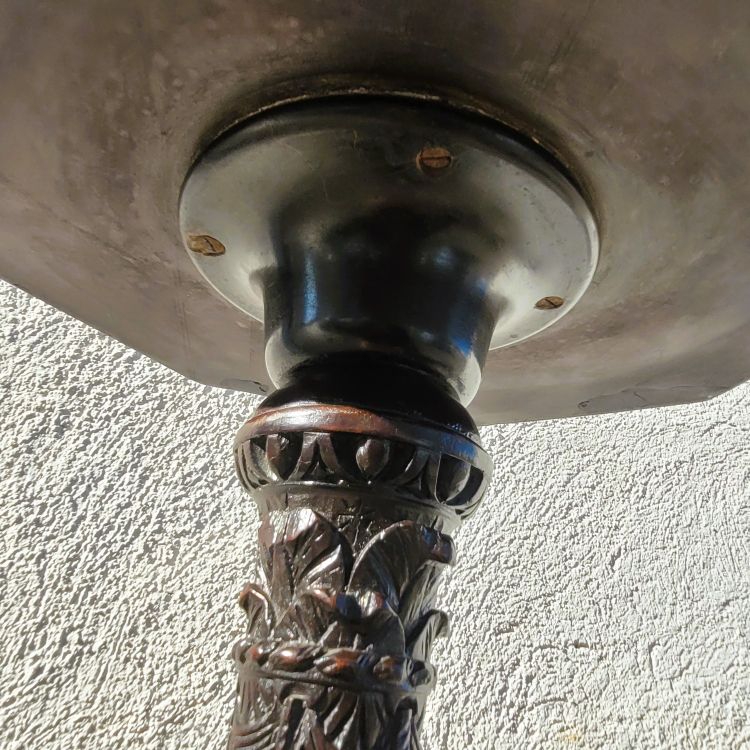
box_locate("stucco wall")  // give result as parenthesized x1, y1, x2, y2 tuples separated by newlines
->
(1, 279, 748, 749)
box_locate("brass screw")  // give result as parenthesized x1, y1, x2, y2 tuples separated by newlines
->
(416, 146, 453, 175)
(535, 296, 565, 310)
(187, 234, 225, 256)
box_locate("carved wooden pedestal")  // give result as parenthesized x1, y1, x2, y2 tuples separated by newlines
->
(3, 7, 748, 748)
(177, 97, 594, 747)
(227, 369, 490, 748)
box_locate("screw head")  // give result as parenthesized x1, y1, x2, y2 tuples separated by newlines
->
(187, 234, 225, 256)
(535, 295, 565, 310)
(416, 146, 453, 175)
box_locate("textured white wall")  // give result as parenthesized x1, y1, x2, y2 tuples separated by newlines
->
(1, 279, 748, 750)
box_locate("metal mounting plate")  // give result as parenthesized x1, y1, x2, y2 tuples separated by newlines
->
(1, 1, 749, 423)
(181, 100, 596, 354)
(179, 99, 597, 402)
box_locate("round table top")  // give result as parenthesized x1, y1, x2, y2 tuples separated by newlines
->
(1, 1, 748, 423)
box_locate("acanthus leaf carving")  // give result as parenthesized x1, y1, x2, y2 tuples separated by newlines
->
(229, 405, 490, 749)
(347, 522, 454, 616)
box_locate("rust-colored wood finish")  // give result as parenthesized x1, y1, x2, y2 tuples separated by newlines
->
(228, 376, 489, 747)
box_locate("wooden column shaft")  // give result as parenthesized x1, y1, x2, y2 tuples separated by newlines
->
(227, 375, 490, 749)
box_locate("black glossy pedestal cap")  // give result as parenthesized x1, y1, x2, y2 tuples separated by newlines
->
(180, 98, 597, 403)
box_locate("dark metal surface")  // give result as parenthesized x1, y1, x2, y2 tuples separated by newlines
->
(229, 368, 489, 747)
(1, 1, 749, 422)
(180, 98, 597, 403)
